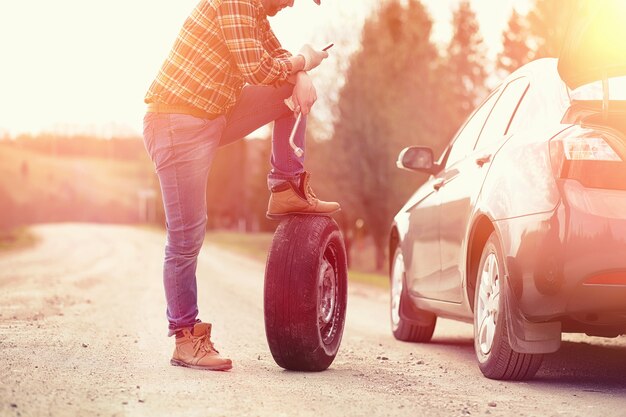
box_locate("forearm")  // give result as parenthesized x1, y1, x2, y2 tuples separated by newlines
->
(287, 55, 306, 84)
(289, 54, 305, 73)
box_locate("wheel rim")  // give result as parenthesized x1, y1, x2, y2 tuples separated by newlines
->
(318, 243, 340, 345)
(476, 252, 500, 356)
(391, 252, 404, 329)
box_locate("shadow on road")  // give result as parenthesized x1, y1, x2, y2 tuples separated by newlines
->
(426, 336, 626, 390)
(536, 341, 626, 389)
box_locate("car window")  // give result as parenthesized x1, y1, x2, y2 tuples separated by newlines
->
(507, 88, 541, 134)
(474, 77, 530, 151)
(507, 74, 569, 134)
(571, 75, 626, 100)
(444, 89, 501, 168)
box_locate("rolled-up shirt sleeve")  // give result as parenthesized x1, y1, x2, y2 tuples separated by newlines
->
(217, 0, 292, 85)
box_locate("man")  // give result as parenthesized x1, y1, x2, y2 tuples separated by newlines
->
(143, 0, 339, 371)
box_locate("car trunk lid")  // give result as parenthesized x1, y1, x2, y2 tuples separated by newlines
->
(558, 0, 626, 90)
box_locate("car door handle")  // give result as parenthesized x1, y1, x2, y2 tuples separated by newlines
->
(433, 179, 445, 191)
(475, 154, 492, 167)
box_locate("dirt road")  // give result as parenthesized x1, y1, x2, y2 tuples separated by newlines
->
(1, 224, 625, 417)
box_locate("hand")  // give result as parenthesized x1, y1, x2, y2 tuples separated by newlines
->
(298, 44, 329, 71)
(291, 72, 317, 116)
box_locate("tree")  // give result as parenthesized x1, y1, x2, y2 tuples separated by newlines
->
(328, 0, 443, 271)
(526, 0, 571, 59)
(497, 9, 532, 75)
(444, 0, 489, 127)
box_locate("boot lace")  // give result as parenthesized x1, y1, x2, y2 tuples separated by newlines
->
(305, 184, 318, 201)
(302, 174, 317, 203)
(191, 333, 219, 356)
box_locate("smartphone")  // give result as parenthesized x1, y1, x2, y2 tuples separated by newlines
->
(322, 43, 334, 51)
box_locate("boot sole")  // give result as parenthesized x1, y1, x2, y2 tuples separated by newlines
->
(266, 208, 341, 220)
(170, 358, 232, 371)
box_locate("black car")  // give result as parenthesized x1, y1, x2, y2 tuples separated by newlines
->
(389, 2, 626, 380)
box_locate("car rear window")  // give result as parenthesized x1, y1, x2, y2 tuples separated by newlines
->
(570, 76, 626, 100)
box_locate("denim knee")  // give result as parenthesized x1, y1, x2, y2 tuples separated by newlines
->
(165, 216, 207, 258)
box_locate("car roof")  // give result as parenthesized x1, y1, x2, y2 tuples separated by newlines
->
(504, 58, 562, 89)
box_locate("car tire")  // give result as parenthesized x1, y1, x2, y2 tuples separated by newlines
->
(264, 215, 348, 371)
(390, 247, 436, 342)
(474, 232, 543, 380)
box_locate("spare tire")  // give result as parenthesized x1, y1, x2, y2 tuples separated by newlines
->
(264, 215, 348, 371)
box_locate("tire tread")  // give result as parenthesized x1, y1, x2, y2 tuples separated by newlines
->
(264, 216, 347, 371)
(390, 247, 437, 343)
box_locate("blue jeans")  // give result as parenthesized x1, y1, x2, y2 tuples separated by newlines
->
(142, 83, 306, 335)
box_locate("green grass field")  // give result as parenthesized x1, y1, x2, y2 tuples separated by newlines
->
(0, 144, 157, 225)
(0, 144, 155, 205)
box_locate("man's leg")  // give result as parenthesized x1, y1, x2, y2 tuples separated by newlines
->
(221, 84, 339, 217)
(143, 112, 232, 370)
(220, 83, 304, 187)
(144, 112, 221, 333)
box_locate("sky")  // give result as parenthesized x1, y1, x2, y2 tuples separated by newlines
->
(0, 0, 530, 137)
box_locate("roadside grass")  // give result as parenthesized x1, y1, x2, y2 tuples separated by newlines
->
(205, 231, 273, 263)
(0, 227, 38, 252)
(205, 231, 388, 289)
(347, 270, 388, 289)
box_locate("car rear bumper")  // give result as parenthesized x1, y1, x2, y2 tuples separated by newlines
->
(497, 179, 626, 324)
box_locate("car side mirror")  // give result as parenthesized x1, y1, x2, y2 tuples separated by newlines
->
(397, 146, 438, 174)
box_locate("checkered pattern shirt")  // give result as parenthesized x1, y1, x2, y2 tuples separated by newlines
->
(145, 0, 293, 116)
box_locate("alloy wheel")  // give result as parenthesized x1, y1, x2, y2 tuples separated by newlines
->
(318, 244, 339, 345)
(476, 252, 500, 356)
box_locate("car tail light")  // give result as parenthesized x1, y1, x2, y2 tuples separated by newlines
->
(549, 126, 626, 189)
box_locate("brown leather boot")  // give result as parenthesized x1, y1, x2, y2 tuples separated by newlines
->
(266, 172, 340, 219)
(170, 323, 232, 371)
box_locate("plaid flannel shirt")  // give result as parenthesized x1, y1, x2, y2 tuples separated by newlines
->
(145, 0, 293, 116)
